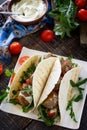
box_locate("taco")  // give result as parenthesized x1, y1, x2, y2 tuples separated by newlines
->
(9, 55, 58, 113)
(37, 57, 80, 126)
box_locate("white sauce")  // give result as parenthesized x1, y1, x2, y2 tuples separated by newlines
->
(19, 91, 32, 104)
(11, 0, 46, 22)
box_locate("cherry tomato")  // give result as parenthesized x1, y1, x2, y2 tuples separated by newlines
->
(48, 111, 55, 118)
(41, 30, 54, 42)
(0, 64, 3, 75)
(9, 41, 22, 55)
(77, 9, 87, 21)
(18, 56, 30, 65)
(75, 0, 86, 8)
(26, 78, 32, 85)
(10, 73, 15, 84)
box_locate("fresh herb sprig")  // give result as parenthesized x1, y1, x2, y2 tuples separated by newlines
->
(0, 87, 10, 102)
(20, 63, 36, 84)
(5, 69, 14, 77)
(49, 0, 79, 38)
(38, 105, 54, 126)
(66, 78, 87, 122)
(0, 69, 14, 102)
(66, 95, 78, 122)
(22, 99, 34, 113)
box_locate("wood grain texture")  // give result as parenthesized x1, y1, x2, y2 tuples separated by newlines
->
(0, 23, 87, 130)
(80, 22, 87, 47)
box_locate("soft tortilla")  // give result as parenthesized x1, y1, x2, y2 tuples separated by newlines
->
(9, 56, 57, 109)
(37, 64, 80, 124)
(33, 57, 57, 107)
(58, 66, 81, 122)
(9, 55, 41, 99)
(37, 57, 61, 106)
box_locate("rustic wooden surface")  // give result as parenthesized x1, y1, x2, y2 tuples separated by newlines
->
(0, 1, 87, 130)
(0, 24, 87, 130)
(80, 22, 87, 47)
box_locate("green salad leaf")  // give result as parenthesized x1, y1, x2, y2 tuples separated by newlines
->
(5, 69, 14, 77)
(38, 105, 54, 126)
(49, 0, 79, 38)
(0, 87, 10, 102)
(22, 99, 34, 113)
(66, 78, 87, 122)
(19, 63, 36, 84)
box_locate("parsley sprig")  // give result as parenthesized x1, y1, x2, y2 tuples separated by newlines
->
(66, 78, 87, 122)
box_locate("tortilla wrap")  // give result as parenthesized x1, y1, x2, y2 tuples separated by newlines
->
(38, 58, 61, 105)
(33, 57, 58, 107)
(9, 55, 58, 112)
(9, 55, 41, 99)
(37, 65, 81, 125)
(58, 66, 81, 122)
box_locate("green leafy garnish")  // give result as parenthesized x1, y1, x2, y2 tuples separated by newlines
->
(5, 69, 14, 77)
(38, 105, 55, 126)
(74, 94, 83, 102)
(67, 55, 78, 67)
(22, 85, 32, 93)
(9, 96, 34, 113)
(9, 99, 18, 105)
(71, 78, 87, 88)
(0, 87, 9, 101)
(67, 55, 73, 62)
(12, 90, 18, 95)
(49, 0, 79, 38)
(22, 99, 34, 113)
(66, 96, 77, 122)
(66, 78, 87, 122)
(20, 63, 36, 84)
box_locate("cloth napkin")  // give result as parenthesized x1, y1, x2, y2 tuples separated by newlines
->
(0, 0, 54, 64)
(0, 0, 54, 47)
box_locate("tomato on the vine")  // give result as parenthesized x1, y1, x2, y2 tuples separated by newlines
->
(18, 56, 30, 65)
(0, 64, 3, 75)
(9, 41, 22, 55)
(75, 0, 87, 8)
(41, 30, 54, 42)
(77, 9, 87, 21)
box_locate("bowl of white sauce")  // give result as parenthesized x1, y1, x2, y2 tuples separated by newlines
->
(8, 0, 48, 25)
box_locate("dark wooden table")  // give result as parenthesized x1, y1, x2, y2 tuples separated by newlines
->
(0, 1, 87, 130)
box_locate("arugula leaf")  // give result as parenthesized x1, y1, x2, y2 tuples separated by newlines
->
(70, 78, 87, 88)
(70, 80, 77, 87)
(66, 96, 77, 122)
(22, 99, 34, 113)
(0, 90, 8, 101)
(9, 99, 18, 105)
(38, 105, 54, 126)
(67, 55, 73, 62)
(66, 78, 87, 122)
(74, 94, 83, 102)
(5, 69, 14, 77)
(0, 87, 10, 102)
(49, 0, 79, 38)
(75, 78, 87, 87)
